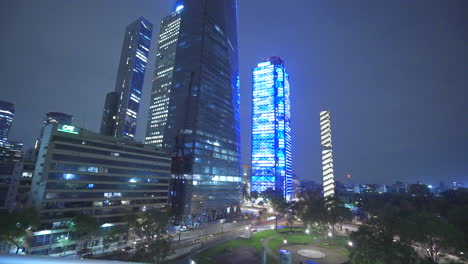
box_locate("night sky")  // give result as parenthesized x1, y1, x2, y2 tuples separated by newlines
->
(1, 0, 467, 185)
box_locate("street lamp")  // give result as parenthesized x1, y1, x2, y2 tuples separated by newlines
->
(348, 241, 353, 247)
(268, 207, 274, 213)
(283, 239, 287, 244)
(305, 229, 310, 234)
(328, 232, 333, 237)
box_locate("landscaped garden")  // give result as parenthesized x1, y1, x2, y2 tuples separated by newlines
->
(195, 227, 350, 264)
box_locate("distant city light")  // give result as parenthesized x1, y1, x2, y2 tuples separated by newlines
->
(348, 241, 353, 247)
(305, 229, 310, 234)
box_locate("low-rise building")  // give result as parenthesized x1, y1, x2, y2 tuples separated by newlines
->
(29, 123, 171, 255)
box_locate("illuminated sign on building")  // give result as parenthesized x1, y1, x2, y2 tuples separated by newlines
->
(57, 125, 79, 135)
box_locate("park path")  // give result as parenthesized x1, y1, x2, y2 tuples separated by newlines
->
(261, 234, 281, 262)
(260, 231, 327, 263)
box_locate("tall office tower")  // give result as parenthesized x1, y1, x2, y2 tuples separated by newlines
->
(0, 101, 15, 144)
(145, 1, 241, 221)
(320, 111, 335, 198)
(251, 57, 293, 201)
(101, 17, 152, 139)
(100, 92, 119, 136)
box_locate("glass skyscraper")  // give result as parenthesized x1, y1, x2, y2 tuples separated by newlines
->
(145, 0, 241, 221)
(0, 101, 15, 144)
(251, 57, 293, 201)
(100, 17, 152, 139)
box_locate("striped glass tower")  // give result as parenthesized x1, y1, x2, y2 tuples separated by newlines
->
(320, 111, 335, 198)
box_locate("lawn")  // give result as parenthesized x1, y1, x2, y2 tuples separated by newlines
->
(195, 227, 349, 264)
(317, 235, 351, 256)
(195, 229, 277, 264)
(268, 229, 314, 252)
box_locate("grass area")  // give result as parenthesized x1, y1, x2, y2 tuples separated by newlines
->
(268, 229, 313, 252)
(195, 227, 350, 264)
(195, 229, 277, 264)
(317, 235, 351, 256)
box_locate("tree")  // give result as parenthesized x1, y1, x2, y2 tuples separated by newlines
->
(131, 209, 173, 263)
(250, 191, 259, 201)
(401, 213, 464, 264)
(71, 214, 99, 253)
(350, 224, 420, 264)
(295, 191, 328, 232)
(101, 227, 121, 255)
(327, 201, 352, 235)
(124, 213, 140, 246)
(241, 183, 250, 201)
(0, 208, 39, 254)
(262, 188, 287, 229)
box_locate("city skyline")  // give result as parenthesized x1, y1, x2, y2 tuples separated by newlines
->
(1, 0, 467, 185)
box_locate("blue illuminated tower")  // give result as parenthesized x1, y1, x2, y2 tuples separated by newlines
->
(100, 17, 152, 139)
(251, 57, 293, 201)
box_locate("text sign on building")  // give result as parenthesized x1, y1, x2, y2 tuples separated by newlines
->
(57, 124, 79, 135)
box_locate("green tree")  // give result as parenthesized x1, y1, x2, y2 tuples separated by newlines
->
(0, 208, 39, 254)
(294, 191, 328, 233)
(130, 209, 173, 263)
(350, 224, 420, 264)
(123, 213, 140, 248)
(241, 183, 250, 201)
(101, 227, 121, 255)
(262, 188, 287, 229)
(402, 213, 464, 264)
(327, 202, 352, 235)
(71, 214, 99, 252)
(250, 191, 259, 201)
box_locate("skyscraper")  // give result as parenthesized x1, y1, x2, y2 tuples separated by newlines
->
(251, 57, 293, 201)
(145, 0, 241, 221)
(100, 92, 119, 136)
(320, 111, 335, 198)
(39, 112, 73, 141)
(100, 17, 152, 139)
(0, 101, 15, 143)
